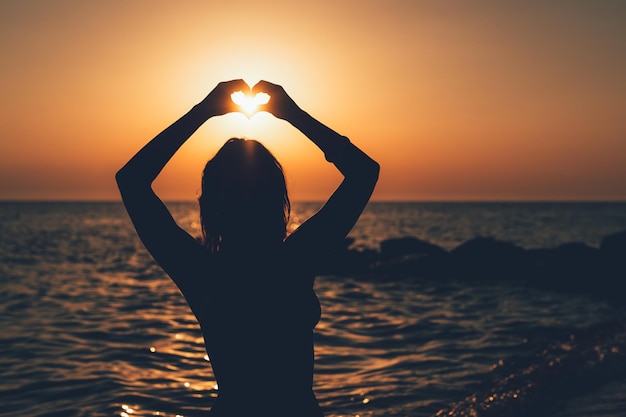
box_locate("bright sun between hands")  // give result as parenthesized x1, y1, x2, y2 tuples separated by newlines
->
(230, 91, 270, 116)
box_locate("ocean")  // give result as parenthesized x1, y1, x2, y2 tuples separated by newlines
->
(1, 201, 626, 417)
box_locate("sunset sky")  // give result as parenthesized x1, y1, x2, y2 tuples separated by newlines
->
(1, 1, 625, 201)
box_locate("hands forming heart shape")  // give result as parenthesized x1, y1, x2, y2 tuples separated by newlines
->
(203, 80, 295, 120)
(230, 91, 271, 117)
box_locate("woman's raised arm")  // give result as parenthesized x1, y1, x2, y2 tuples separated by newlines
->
(252, 81, 380, 253)
(115, 80, 248, 312)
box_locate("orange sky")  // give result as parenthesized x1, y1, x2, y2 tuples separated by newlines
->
(1, 1, 625, 201)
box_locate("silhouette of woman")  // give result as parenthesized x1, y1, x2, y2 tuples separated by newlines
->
(116, 79, 379, 416)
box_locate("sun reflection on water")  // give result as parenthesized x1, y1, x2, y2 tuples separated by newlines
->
(120, 404, 188, 417)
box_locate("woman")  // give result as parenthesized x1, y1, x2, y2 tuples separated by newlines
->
(116, 79, 379, 416)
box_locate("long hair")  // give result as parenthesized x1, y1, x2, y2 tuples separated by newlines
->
(198, 138, 290, 254)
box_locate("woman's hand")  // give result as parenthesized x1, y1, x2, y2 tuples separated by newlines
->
(252, 80, 302, 121)
(199, 79, 251, 117)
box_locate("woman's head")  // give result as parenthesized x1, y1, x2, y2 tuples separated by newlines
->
(198, 138, 290, 253)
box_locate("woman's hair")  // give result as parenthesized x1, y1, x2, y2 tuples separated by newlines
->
(198, 138, 290, 253)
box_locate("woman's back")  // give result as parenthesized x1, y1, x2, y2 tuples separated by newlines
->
(200, 248, 322, 416)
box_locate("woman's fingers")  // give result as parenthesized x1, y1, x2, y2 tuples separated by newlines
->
(251, 80, 278, 94)
(221, 79, 251, 95)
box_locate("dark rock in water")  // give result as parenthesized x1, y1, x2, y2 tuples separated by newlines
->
(379, 236, 446, 260)
(315, 236, 378, 275)
(600, 230, 626, 273)
(599, 230, 626, 299)
(372, 237, 447, 277)
(320, 229, 626, 303)
(531, 243, 602, 292)
(447, 236, 526, 280)
(600, 229, 626, 257)
(524, 247, 554, 282)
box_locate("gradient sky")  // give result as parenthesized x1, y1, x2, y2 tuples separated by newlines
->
(1, 0, 625, 201)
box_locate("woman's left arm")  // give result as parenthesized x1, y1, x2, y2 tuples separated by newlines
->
(251, 81, 379, 254)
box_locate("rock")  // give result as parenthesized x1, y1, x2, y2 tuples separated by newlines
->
(319, 230, 625, 304)
(600, 230, 626, 259)
(374, 237, 448, 277)
(448, 236, 526, 280)
(599, 230, 626, 292)
(379, 236, 446, 260)
(315, 237, 377, 275)
(537, 243, 601, 289)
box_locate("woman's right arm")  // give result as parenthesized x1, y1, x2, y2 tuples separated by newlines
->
(115, 103, 211, 288)
(116, 80, 248, 312)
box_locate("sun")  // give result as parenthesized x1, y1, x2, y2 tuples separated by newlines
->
(230, 91, 271, 117)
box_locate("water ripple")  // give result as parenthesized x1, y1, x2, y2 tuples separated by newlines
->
(2, 202, 625, 417)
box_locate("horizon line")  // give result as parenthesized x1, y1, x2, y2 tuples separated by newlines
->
(1, 198, 625, 204)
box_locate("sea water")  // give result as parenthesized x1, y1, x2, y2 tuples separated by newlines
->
(1, 201, 625, 417)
